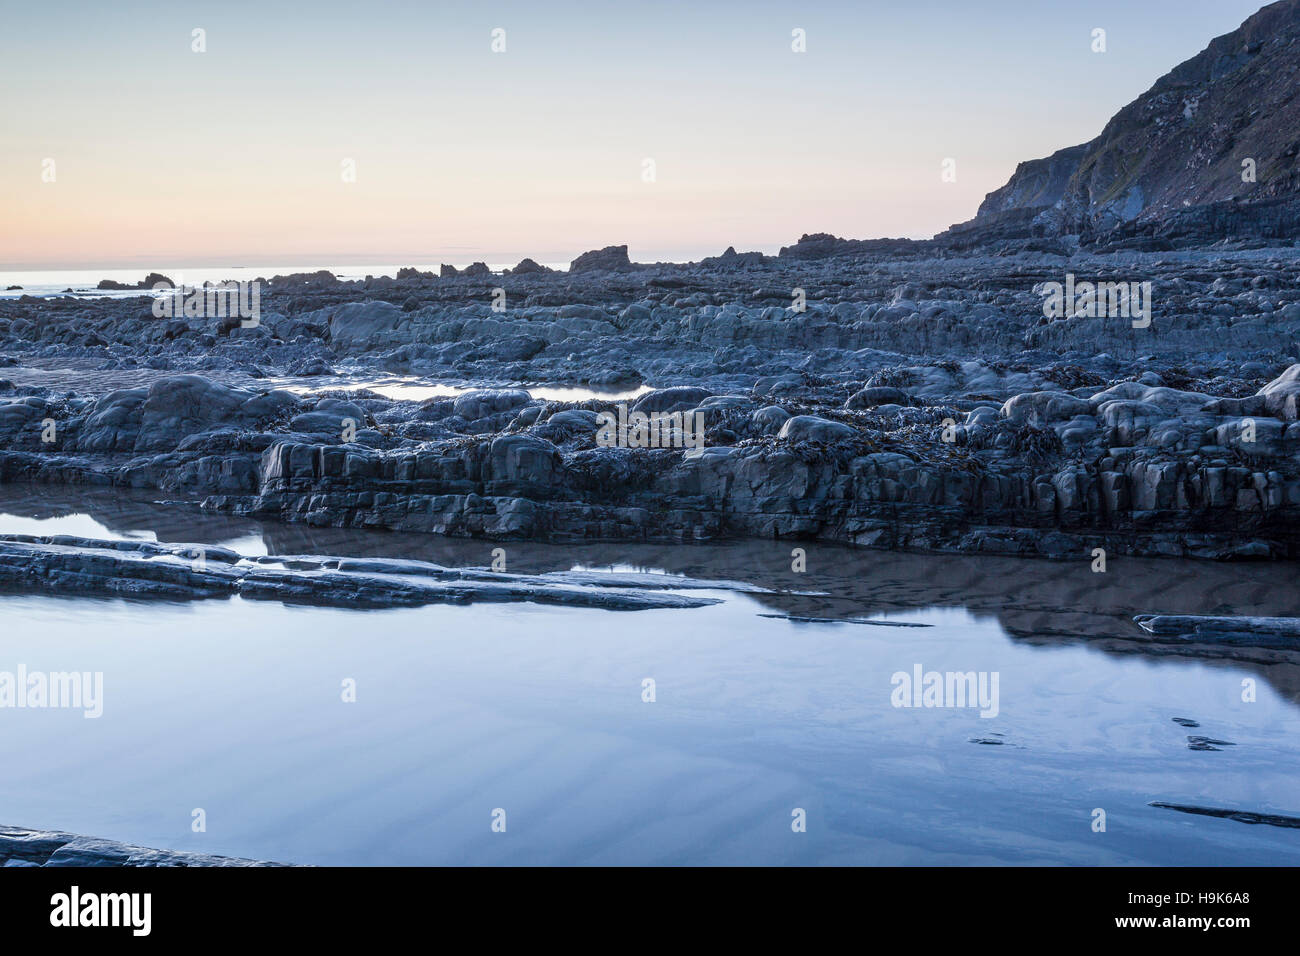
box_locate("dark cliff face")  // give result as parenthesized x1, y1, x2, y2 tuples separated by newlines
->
(943, 0, 1300, 245)
(973, 144, 1091, 221)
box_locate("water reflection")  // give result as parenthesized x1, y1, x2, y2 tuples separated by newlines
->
(3, 487, 1296, 701)
(1, 487, 1298, 866)
(268, 375, 653, 404)
(0, 365, 652, 404)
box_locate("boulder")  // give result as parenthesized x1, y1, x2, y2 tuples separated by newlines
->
(777, 415, 858, 442)
(570, 245, 632, 273)
(632, 386, 714, 414)
(846, 386, 913, 409)
(1001, 390, 1093, 423)
(326, 300, 404, 350)
(452, 389, 531, 421)
(1258, 363, 1300, 420)
(487, 434, 558, 484)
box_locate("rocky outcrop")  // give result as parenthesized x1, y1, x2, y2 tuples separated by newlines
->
(508, 257, 550, 275)
(0, 533, 727, 610)
(0, 825, 286, 866)
(974, 145, 1091, 222)
(944, 0, 1300, 246)
(569, 245, 633, 273)
(1149, 804, 1300, 829)
(95, 272, 174, 291)
(942, 145, 1090, 244)
(777, 233, 925, 260)
(699, 246, 769, 269)
(7, 245, 1298, 388)
(1134, 614, 1300, 647)
(2, 234, 1298, 562)
(2, 353, 1297, 558)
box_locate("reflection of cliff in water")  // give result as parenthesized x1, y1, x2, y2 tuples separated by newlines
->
(5, 485, 1300, 703)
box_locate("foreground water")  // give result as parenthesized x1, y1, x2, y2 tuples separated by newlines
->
(2, 489, 1298, 865)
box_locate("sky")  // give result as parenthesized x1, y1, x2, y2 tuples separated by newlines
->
(0, 0, 1272, 269)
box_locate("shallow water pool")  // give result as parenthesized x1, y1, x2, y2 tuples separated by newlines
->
(2, 491, 1298, 865)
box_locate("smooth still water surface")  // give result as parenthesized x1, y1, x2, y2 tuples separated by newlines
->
(2, 491, 1298, 866)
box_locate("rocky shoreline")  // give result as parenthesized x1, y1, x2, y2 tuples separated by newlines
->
(4, 6, 1300, 562)
(0, 825, 285, 867)
(1, 244, 1299, 560)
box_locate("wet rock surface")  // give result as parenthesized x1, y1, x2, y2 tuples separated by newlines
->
(1135, 614, 1300, 647)
(1, 242, 1299, 559)
(1149, 803, 1300, 829)
(7, 2, 1300, 564)
(3, 487, 1298, 864)
(0, 825, 286, 866)
(6, 487, 1300, 698)
(0, 373, 1296, 555)
(2, 9, 1299, 567)
(0, 533, 730, 611)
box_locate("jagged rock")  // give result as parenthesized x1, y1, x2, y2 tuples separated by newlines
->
(95, 272, 174, 291)
(509, 258, 550, 275)
(943, 0, 1300, 246)
(0, 534, 724, 611)
(570, 245, 632, 273)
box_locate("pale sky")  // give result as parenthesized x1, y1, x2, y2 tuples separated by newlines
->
(0, 0, 1269, 269)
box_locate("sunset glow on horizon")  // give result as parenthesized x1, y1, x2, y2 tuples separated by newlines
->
(1, 0, 1266, 270)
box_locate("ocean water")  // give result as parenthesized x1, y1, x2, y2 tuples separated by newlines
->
(0, 263, 570, 299)
(1, 490, 1298, 866)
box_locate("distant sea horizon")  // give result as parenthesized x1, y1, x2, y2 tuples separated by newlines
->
(0, 262, 573, 299)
